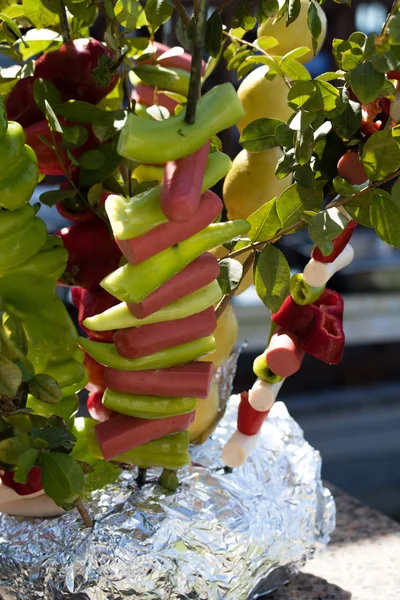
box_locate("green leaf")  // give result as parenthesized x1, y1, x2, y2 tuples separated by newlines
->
(22, 0, 59, 28)
(315, 71, 346, 82)
(308, 207, 349, 247)
(79, 142, 121, 187)
(39, 452, 84, 506)
(280, 57, 311, 81)
(295, 124, 314, 165)
(332, 175, 367, 196)
(341, 45, 363, 71)
(275, 151, 296, 179)
(3, 413, 32, 433)
(65, 0, 96, 24)
(0, 12, 27, 46)
(1, 314, 27, 361)
(307, 0, 322, 54)
(370, 188, 400, 248)
(132, 64, 179, 89)
(240, 118, 283, 152)
(0, 433, 34, 466)
(205, 10, 223, 58)
(0, 356, 22, 397)
(247, 198, 281, 242)
(39, 188, 77, 207)
(31, 426, 76, 451)
(287, 0, 300, 25)
(256, 35, 279, 51)
(388, 13, 400, 45)
(254, 245, 290, 313)
(331, 98, 361, 141)
(84, 459, 122, 493)
(28, 374, 63, 404)
(115, 0, 146, 29)
(349, 62, 385, 105)
(13, 448, 39, 484)
(276, 182, 323, 228)
(217, 258, 243, 294)
(175, 15, 194, 52)
(258, 0, 279, 22)
(145, 0, 172, 32)
(45, 100, 63, 133)
(62, 124, 89, 149)
(232, 0, 257, 31)
(361, 130, 400, 182)
(294, 163, 314, 188)
(275, 122, 294, 148)
(304, 80, 340, 112)
(33, 79, 61, 116)
(287, 81, 315, 109)
(345, 190, 374, 227)
(79, 148, 106, 170)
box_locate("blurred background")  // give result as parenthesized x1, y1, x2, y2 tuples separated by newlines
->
(3, 0, 399, 520)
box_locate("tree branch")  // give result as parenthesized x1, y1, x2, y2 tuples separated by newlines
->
(215, 251, 255, 319)
(76, 499, 93, 528)
(381, 0, 399, 35)
(172, 0, 190, 27)
(185, 0, 208, 124)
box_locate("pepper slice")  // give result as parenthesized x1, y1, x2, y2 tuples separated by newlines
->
(102, 388, 197, 419)
(312, 220, 357, 264)
(272, 289, 345, 365)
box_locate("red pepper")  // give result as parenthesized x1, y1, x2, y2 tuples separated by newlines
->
(0, 466, 42, 496)
(72, 285, 119, 341)
(237, 391, 270, 436)
(360, 97, 391, 136)
(56, 176, 110, 223)
(34, 38, 119, 105)
(84, 352, 107, 391)
(25, 119, 100, 176)
(337, 151, 368, 185)
(5, 76, 43, 128)
(272, 289, 345, 364)
(312, 220, 357, 263)
(87, 390, 115, 422)
(57, 220, 122, 288)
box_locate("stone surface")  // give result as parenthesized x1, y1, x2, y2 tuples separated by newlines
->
(267, 484, 400, 600)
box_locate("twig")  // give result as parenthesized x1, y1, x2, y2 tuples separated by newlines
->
(185, 0, 208, 124)
(172, 0, 190, 27)
(59, 0, 71, 44)
(218, 0, 236, 14)
(136, 467, 147, 486)
(381, 0, 399, 35)
(76, 499, 94, 528)
(215, 251, 255, 319)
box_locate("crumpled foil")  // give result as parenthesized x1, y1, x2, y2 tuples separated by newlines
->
(0, 393, 335, 600)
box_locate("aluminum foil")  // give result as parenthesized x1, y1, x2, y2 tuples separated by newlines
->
(0, 393, 335, 600)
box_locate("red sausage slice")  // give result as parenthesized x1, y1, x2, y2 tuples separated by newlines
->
(265, 329, 305, 378)
(128, 252, 220, 318)
(237, 391, 270, 436)
(131, 84, 178, 113)
(140, 41, 206, 75)
(161, 141, 210, 222)
(96, 410, 195, 460)
(114, 307, 217, 358)
(117, 190, 223, 265)
(105, 362, 213, 398)
(337, 151, 368, 185)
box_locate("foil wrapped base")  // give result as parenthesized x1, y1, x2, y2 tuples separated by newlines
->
(0, 399, 335, 599)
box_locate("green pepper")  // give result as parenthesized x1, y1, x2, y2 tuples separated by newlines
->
(84, 280, 222, 332)
(115, 432, 191, 469)
(117, 83, 244, 164)
(290, 273, 325, 306)
(26, 393, 79, 421)
(3, 241, 68, 282)
(0, 120, 39, 210)
(101, 219, 250, 303)
(60, 368, 89, 396)
(69, 417, 98, 463)
(0, 216, 47, 272)
(0, 203, 38, 236)
(253, 354, 283, 383)
(103, 388, 196, 419)
(21, 297, 78, 372)
(45, 358, 86, 389)
(79, 335, 216, 370)
(106, 151, 232, 240)
(1, 273, 56, 314)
